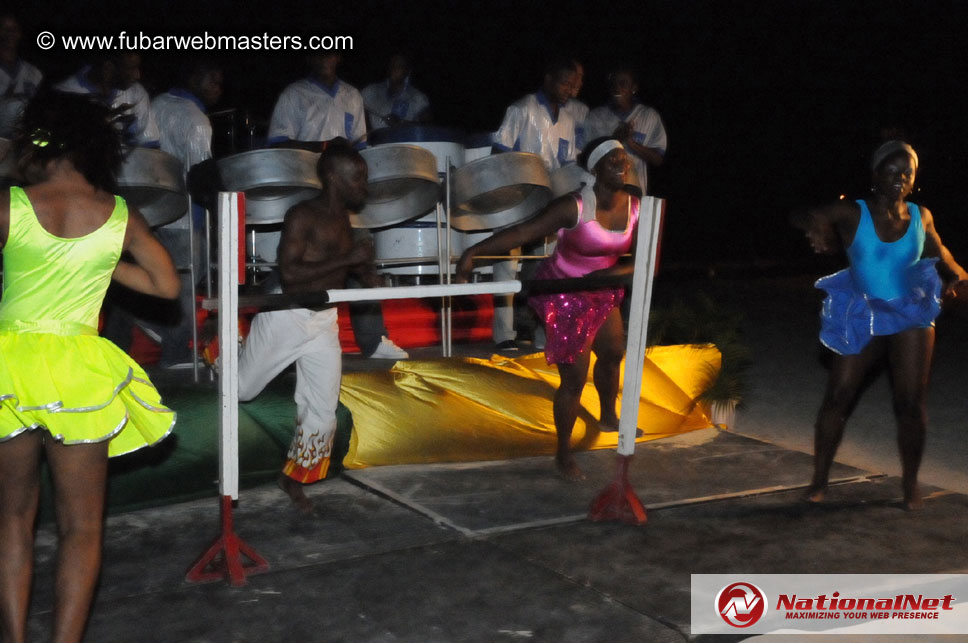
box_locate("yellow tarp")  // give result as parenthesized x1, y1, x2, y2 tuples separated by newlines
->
(339, 344, 721, 469)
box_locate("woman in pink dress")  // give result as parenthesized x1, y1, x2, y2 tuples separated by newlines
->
(457, 137, 639, 480)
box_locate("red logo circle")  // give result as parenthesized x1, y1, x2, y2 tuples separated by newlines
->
(716, 582, 768, 628)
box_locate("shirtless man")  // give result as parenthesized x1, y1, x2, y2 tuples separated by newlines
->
(238, 142, 378, 512)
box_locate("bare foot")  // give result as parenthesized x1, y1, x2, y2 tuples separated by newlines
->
(555, 455, 586, 481)
(802, 485, 826, 504)
(599, 414, 620, 431)
(903, 485, 924, 511)
(277, 473, 314, 514)
(598, 421, 644, 438)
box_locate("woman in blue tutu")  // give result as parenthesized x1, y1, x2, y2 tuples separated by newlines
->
(793, 140, 968, 510)
(0, 91, 179, 643)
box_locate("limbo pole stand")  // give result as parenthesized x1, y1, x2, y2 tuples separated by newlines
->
(589, 196, 665, 525)
(187, 192, 269, 586)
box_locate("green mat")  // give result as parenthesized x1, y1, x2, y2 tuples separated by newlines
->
(37, 374, 353, 520)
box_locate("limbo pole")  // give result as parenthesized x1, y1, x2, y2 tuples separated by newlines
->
(187, 191, 269, 586)
(200, 280, 522, 311)
(617, 196, 665, 457)
(589, 196, 666, 525)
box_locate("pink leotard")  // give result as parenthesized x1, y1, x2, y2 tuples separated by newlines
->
(528, 185, 640, 364)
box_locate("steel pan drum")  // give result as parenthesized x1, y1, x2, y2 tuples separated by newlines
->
(351, 144, 440, 228)
(366, 128, 464, 275)
(450, 152, 551, 232)
(373, 212, 467, 276)
(217, 149, 321, 225)
(368, 126, 465, 174)
(116, 147, 189, 227)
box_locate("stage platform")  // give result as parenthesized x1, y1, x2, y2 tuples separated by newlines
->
(25, 427, 968, 642)
(24, 272, 968, 640)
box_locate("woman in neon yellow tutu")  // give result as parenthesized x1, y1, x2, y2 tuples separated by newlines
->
(0, 91, 179, 643)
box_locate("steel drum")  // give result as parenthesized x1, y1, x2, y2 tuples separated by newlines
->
(450, 152, 551, 232)
(366, 128, 464, 276)
(351, 144, 440, 229)
(372, 209, 470, 277)
(451, 133, 496, 272)
(368, 126, 465, 174)
(116, 147, 189, 227)
(217, 149, 321, 225)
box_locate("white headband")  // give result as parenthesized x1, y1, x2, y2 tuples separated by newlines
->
(871, 140, 918, 172)
(586, 140, 625, 172)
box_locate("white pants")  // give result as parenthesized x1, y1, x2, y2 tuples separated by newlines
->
(238, 307, 341, 481)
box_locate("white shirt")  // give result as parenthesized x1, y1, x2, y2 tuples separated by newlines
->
(151, 89, 212, 230)
(361, 80, 430, 130)
(55, 69, 161, 147)
(267, 78, 367, 147)
(0, 59, 43, 137)
(492, 91, 577, 172)
(584, 103, 667, 195)
(561, 98, 589, 151)
(151, 89, 212, 170)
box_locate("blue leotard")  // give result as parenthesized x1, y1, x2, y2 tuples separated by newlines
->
(815, 200, 941, 355)
(847, 200, 924, 301)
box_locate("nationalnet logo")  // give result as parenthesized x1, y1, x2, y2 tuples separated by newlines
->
(692, 574, 968, 635)
(716, 582, 768, 627)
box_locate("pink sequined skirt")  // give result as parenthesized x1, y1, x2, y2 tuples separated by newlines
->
(527, 260, 625, 365)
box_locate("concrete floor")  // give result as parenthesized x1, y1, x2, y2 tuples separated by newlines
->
(22, 275, 968, 642)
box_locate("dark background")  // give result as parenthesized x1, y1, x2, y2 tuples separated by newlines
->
(13, 0, 968, 272)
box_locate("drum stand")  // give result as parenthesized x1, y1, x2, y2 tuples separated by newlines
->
(438, 159, 454, 356)
(187, 196, 201, 383)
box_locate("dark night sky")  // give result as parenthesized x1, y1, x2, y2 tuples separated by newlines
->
(14, 0, 968, 270)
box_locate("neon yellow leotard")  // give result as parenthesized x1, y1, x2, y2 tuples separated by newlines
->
(0, 186, 174, 455)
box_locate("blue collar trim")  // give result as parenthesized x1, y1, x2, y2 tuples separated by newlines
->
(536, 90, 558, 124)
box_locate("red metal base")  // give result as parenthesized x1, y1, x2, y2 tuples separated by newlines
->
(186, 495, 270, 586)
(588, 455, 648, 525)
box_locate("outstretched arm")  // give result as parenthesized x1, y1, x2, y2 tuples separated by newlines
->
(113, 208, 180, 299)
(921, 205, 968, 288)
(790, 200, 858, 254)
(455, 195, 579, 282)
